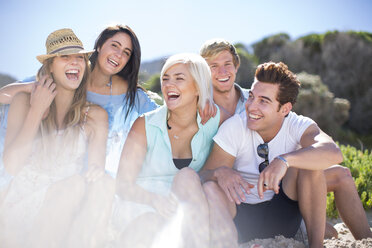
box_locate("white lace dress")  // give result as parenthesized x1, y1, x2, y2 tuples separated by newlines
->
(0, 129, 88, 247)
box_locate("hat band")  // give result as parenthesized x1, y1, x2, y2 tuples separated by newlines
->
(50, 45, 84, 54)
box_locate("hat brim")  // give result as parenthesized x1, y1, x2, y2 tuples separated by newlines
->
(36, 48, 95, 63)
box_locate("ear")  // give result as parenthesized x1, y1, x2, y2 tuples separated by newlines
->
(235, 64, 240, 72)
(280, 102, 292, 116)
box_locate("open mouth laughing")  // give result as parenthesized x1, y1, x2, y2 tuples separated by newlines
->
(167, 91, 180, 101)
(65, 69, 80, 80)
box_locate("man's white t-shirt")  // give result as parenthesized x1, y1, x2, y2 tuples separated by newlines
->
(213, 111, 315, 204)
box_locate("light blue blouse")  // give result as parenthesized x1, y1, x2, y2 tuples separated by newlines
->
(136, 105, 220, 195)
(234, 83, 250, 114)
(87, 88, 158, 177)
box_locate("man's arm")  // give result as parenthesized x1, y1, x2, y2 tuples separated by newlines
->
(279, 124, 343, 170)
(201, 143, 254, 204)
(257, 123, 343, 197)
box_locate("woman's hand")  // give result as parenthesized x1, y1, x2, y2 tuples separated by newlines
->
(30, 75, 57, 115)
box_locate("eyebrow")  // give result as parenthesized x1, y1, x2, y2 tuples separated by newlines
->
(210, 59, 233, 65)
(249, 91, 273, 102)
(163, 72, 185, 77)
(112, 40, 132, 53)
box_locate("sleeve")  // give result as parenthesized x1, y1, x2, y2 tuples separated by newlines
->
(136, 89, 159, 115)
(213, 114, 244, 157)
(287, 112, 316, 144)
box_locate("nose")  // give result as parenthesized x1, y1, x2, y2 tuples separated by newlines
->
(245, 98, 256, 112)
(70, 56, 78, 64)
(115, 49, 123, 58)
(218, 65, 227, 74)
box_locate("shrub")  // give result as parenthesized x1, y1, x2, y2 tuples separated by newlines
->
(326, 144, 372, 218)
(142, 74, 161, 95)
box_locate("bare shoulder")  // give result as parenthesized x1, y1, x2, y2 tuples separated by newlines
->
(131, 115, 145, 133)
(300, 123, 333, 147)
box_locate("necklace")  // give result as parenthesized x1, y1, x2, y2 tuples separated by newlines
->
(166, 120, 179, 139)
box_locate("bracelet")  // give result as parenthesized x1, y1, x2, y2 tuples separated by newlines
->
(276, 155, 289, 168)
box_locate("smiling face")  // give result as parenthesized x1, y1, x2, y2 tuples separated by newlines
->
(245, 81, 291, 142)
(50, 54, 86, 90)
(96, 32, 133, 76)
(206, 50, 238, 94)
(161, 63, 199, 110)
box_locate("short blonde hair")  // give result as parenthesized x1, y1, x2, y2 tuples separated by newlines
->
(200, 38, 240, 68)
(160, 53, 213, 110)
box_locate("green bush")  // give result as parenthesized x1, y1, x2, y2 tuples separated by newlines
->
(326, 144, 372, 218)
(142, 74, 161, 95)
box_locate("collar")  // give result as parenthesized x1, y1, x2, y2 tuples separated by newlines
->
(234, 83, 249, 102)
(146, 105, 202, 135)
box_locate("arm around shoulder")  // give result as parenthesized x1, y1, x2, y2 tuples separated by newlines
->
(0, 81, 34, 104)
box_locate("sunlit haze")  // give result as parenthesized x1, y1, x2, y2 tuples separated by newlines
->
(0, 0, 371, 80)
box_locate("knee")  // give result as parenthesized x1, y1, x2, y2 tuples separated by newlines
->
(172, 168, 202, 197)
(202, 181, 222, 198)
(174, 167, 200, 185)
(332, 165, 352, 182)
(326, 165, 353, 190)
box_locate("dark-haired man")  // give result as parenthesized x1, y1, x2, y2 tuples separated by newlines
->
(200, 61, 343, 248)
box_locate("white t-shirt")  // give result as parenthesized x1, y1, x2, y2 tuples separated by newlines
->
(213, 111, 315, 204)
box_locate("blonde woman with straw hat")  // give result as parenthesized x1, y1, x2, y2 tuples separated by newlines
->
(0, 28, 115, 247)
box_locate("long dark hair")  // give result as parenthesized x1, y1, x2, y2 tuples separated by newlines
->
(90, 24, 141, 119)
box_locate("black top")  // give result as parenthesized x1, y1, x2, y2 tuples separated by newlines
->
(173, 158, 192, 170)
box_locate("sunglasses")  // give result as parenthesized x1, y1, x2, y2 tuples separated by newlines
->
(257, 143, 269, 173)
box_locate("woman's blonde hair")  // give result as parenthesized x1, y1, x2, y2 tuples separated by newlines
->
(160, 53, 213, 110)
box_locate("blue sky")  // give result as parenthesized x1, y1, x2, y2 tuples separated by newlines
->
(0, 0, 371, 80)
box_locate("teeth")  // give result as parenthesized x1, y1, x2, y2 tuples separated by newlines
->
(66, 69, 78, 73)
(168, 92, 179, 96)
(108, 58, 119, 66)
(217, 77, 229, 82)
(249, 113, 261, 120)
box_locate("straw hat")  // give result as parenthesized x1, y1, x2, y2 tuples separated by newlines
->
(36, 28, 94, 63)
